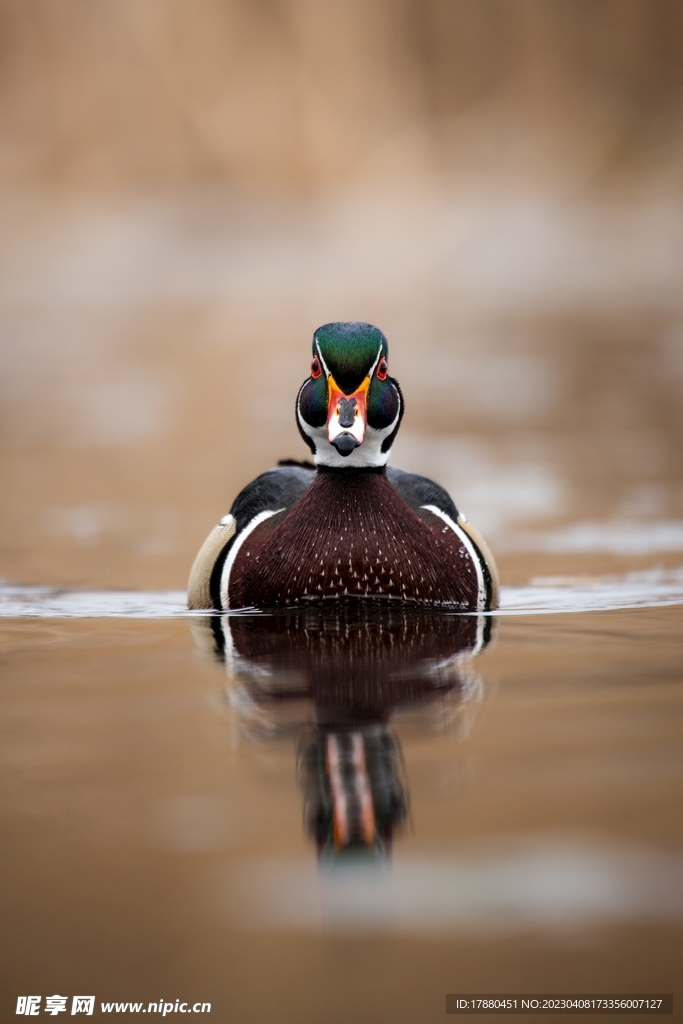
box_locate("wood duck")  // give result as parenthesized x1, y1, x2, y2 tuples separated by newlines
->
(188, 322, 499, 612)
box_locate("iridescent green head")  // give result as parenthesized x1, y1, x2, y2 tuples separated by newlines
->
(296, 322, 403, 468)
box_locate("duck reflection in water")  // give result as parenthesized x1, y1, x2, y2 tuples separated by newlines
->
(193, 604, 492, 861)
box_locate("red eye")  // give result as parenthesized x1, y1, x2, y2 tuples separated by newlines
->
(311, 357, 321, 379)
(377, 358, 388, 380)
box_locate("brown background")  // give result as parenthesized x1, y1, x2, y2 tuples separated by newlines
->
(1, 0, 682, 589)
(1, 8, 682, 1017)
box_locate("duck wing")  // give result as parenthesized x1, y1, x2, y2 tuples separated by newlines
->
(386, 465, 499, 610)
(386, 465, 460, 520)
(188, 463, 316, 610)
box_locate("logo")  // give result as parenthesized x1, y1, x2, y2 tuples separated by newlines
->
(71, 998, 95, 1016)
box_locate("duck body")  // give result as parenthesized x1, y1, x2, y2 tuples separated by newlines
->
(188, 323, 498, 612)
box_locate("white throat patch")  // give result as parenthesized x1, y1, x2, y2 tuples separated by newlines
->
(297, 407, 400, 468)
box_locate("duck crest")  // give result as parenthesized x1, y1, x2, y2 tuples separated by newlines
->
(226, 469, 479, 609)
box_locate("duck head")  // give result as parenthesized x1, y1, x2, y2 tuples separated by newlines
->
(296, 322, 404, 468)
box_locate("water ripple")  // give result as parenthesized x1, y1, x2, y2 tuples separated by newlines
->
(1, 569, 682, 618)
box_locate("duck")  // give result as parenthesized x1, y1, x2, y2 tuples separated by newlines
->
(188, 321, 499, 612)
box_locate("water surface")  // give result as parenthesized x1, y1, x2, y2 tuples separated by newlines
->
(1, 590, 681, 1020)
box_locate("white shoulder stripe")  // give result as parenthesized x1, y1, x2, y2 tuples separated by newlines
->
(220, 508, 284, 610)
(420, 504, 486, 611)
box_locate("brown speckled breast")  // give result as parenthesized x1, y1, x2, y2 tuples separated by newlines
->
(227, 470, 480, 609)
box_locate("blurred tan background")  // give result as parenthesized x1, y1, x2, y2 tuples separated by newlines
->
(1, 0, 682, 589)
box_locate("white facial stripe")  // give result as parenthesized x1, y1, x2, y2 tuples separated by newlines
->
(420, 504, 486, 611)
(314, 339, 331, 379)
(220, 508, 284, 609)
(367, 343, 383, 379)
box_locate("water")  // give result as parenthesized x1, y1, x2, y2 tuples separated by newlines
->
(1, 590, 681, 1019)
